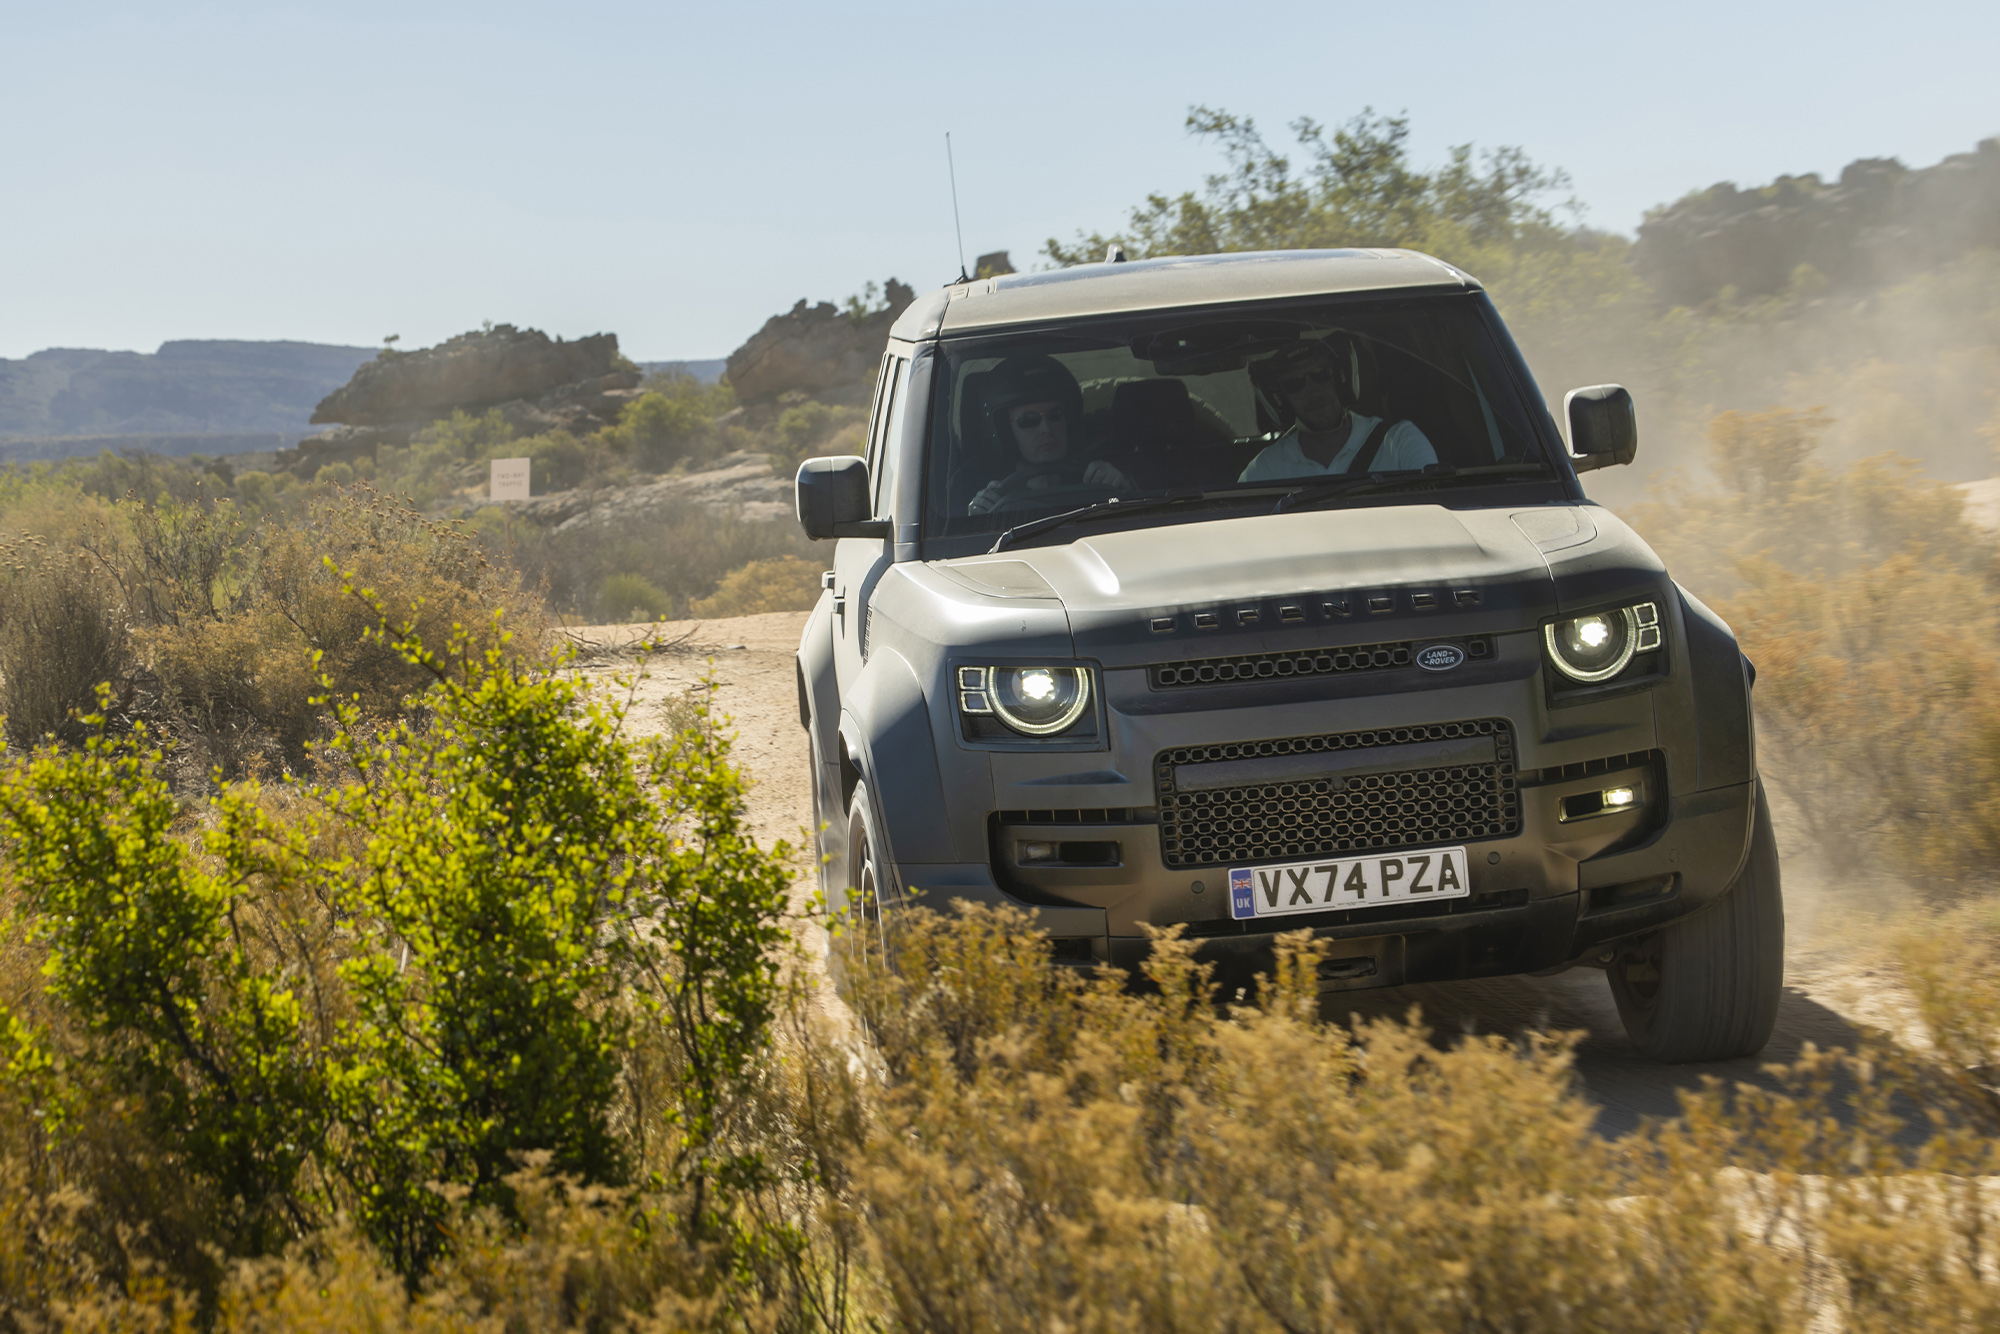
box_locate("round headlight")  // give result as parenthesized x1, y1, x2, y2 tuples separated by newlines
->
(988, 665, 1091, 735)
(1545, 609, 1639, 683)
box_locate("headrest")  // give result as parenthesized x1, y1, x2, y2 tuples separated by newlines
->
(1111, 377, 1194, 428)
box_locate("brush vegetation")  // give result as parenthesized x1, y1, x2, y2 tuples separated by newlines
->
(0, 489, 1992, 1328)
(0, 106, 1996, 1329)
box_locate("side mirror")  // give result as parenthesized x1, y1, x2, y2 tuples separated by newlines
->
(1563, 384, 1638, 472)
(796, 455, 891, 540)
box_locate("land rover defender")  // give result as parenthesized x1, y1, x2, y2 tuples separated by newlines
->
(793, 249, 1780, 1063)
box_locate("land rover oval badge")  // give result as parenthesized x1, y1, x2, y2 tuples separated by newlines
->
(1416, 643, 1467, 672)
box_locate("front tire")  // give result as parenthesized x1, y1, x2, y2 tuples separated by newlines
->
(1609, 779, 1784, 1063)
(844, 780, 895, 961)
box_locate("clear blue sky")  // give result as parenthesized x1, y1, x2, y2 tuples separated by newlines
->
(2, 0, 1995, 361)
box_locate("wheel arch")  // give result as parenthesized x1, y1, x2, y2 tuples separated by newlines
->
(835, 647, 956, 872)
(1676, 584, 1756, 792)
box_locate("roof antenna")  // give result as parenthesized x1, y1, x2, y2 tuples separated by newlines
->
(946, 132, 971, 284)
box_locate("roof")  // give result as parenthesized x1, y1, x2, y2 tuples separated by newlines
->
(889, 249, 1476, 342)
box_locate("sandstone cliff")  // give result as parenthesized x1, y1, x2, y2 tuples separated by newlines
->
(724, 280, 915, 407)
(293, 324, 644, 474)
(312, 325, 635, 426)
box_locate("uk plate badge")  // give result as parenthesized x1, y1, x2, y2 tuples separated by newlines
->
(1229, 867, 1255, 920)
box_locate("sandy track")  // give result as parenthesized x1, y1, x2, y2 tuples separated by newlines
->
(581, 610, 1907, 1135)
(572, 612, 832, 999)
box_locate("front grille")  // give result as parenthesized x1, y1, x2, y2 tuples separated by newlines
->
(1156, 718, 1519, 869)
(1152, 640, 1411, 688)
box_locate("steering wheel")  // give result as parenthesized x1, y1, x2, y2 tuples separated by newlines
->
(987, 462, 1115, 514)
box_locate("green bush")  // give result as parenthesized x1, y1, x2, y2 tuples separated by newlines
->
(609, 376, 733, 472)
(0, 611, 793, 1297)
(772, 401, 863, 461)
(598, 571, 672, 622)
(416, 408, 516, 461)
(0, 701, 329, 1263)
(233, 470, 277, 511)
(524, 430, 589, 493)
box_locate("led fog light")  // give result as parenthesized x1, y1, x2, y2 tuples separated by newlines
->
(1560, 783, 1646, 822)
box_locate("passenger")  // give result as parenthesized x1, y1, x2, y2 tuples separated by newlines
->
(1238, 339, 1435, 483)
(965, 354, 1134, 515)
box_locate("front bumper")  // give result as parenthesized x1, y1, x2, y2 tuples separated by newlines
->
(894, 641, 1756, 992)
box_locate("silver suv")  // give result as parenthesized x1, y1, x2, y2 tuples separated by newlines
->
(794, 250, 1780, 1064)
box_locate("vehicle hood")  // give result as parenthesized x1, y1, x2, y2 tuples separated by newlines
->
(929, 503, 1661, 666)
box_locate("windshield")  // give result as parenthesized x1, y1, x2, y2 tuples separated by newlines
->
(920, 294, 1558, 553)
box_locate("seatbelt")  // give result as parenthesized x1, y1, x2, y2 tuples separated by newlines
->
(1349, 416, 1397, 473)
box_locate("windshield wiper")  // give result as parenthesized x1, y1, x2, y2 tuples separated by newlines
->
(1273, 463, 1553, 514)
(989, 488, 1294, 553)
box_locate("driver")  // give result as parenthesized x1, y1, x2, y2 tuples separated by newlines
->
(965, 354, 1134, 515)
(1239, 338, 1435, 482)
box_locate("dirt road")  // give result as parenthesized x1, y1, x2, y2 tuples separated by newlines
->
(591, 610, 1901, 1137)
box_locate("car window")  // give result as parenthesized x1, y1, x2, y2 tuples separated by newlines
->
(870, 356, 908, 516)
(921, 294, 1554, 553)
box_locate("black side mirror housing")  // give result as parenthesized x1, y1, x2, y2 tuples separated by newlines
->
(796, 455, 891, 540)
(1563, 384, 1638, 472)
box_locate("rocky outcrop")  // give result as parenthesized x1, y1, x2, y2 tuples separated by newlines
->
(1634, 138, 2000, 306)
(311, 325, 635, 426)
(284, 324, 646, 477)
(724, 280, 915, 406)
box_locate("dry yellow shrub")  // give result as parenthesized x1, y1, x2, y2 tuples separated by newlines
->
(833, 906, 1803, 1333)
(1625, 408, 2000, 880)
(133, 490, 547, 773)
(690, 554, 824, 618)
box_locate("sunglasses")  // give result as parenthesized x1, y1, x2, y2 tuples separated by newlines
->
(1011, 407, 1067, 430)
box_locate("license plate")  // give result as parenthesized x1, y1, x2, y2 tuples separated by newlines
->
(1229, 847, 1471, 920)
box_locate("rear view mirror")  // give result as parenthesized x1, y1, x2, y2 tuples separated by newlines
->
(796, 455, 891, 540)
(1563, 385, 1638, 472)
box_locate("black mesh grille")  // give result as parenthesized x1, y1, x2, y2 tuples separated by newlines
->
(1156, 718, 1519, 869)
(1152, 641, 1411, 689)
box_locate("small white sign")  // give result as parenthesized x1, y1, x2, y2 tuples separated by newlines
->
(489, 457, 530, 502)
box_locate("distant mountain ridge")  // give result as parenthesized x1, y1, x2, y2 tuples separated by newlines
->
(0, 339, 376, 457)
